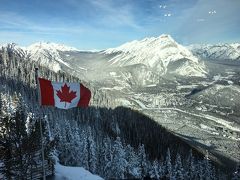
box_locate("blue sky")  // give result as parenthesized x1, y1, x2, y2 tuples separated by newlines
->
(0, 0, 239, 50)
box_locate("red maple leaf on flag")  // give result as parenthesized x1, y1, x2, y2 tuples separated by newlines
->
(56, 83, 77, 107)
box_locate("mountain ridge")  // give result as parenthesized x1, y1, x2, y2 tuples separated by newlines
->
(188, 43, 240, 61)
(2, 35, 239, 79)
(1, 35, 207, 77)
(103, 34, 206, 77)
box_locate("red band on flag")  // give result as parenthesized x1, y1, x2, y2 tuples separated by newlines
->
(78, 84, 91, 107)
(38, 78, 55, 106)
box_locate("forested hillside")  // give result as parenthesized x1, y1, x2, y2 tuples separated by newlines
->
(0, 45, 237, 179)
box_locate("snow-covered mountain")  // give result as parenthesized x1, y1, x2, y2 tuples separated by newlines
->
(0, 43, 27, 58)
(26, 42, 80, 72)
(28, 42, 79, 52)
(188, 43, 240, 61)
(1, 42, 81, 72)
(1, 36, 208, 82)
(104, 34, 207, 77)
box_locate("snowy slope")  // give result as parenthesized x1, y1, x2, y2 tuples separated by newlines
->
(0, 43, 27, 58)
(103, 34, 207, 77)
(26, 42, 80, 72)
(1, 42, 81, 72)
(55, 163, 103, 180)
(188, 43, 240, 61)
(2, 37, 207, 77)
(28, 42, 79, 52)
(192, 84, 240, 108)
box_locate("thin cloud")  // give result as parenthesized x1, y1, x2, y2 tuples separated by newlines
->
(89, 0, 141, 29)
(0, 12, 30, 27)
(60, 0, 142, 29)
(0, 11, 85, 35)
(177, 0, 240, 44)
(197, 18, 205, 22)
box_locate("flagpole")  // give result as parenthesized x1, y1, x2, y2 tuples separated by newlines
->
(35, 67, 46, 180)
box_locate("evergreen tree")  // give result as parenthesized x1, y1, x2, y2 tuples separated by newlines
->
(185, 149, 196, 179)
(149, 159, 160, 179)
(138, 144, 148, 178)
(125, 144, 141, 178)
(202, 152, 213, 180)
(59, 120, 73, 165)
(196, 160, 205, 180)
(0, 107, 52, 179)
(164, 148, 173, 179)
(108, 137, 127, 179)
(98, 137, 107, 176)
(87, 126, 97, 173)
(81, 130, 89, 170)
(0, 93, 2, 113)
(159, 161, 164, 178)
(71, 127, 82, 166)
(173, 153, 184, 180)
(102, 136, 112, 178)
(232, 164, 240, 180)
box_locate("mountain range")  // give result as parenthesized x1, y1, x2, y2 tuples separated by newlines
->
(2, 35, 240, 80)
(1, 35, 207, 76)
(188, 43, 240, 61)
(1, 34, 240, 178)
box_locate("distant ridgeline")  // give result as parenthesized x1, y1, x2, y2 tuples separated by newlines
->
(0, 45, 238, 179)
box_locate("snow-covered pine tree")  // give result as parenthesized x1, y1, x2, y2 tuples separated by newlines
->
(76, 128, 86, 167)
(164, 148, 173, 179)
(149, 159, 160, 179)
(71, 127, 82, 166)
(0, 106, 52, 179)
(0, 93, 2, 113)
(0, 114, 16, 179)
(232, 163, 240, 180)
(173, 153, 184, 180)
(196, 160, 205, 180)
(102, 136, 112, 178)
(52, 122, 62, 149)
(159, 160, 164, 178)
(81, 129, 89, 170)
(202, 151, 214, 180)
(125, 144, 141, 178)
(59, 119, 74, 165)
(108, 137, 127, 179)
(138, 144, 148, 178)
(87, 126, 97, 174)
(185, 149, 196, 179)
(98, 137, 107, 176)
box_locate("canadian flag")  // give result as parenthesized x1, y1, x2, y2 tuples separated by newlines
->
(38, 78, 91, 109)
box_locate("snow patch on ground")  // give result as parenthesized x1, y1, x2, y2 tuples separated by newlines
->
(99, 86, 125, 91)
(55, 163, 103, 180)
(115, 98, 132, 106)
(200, 114, 240, 132)
(200, 123, 216, 131)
